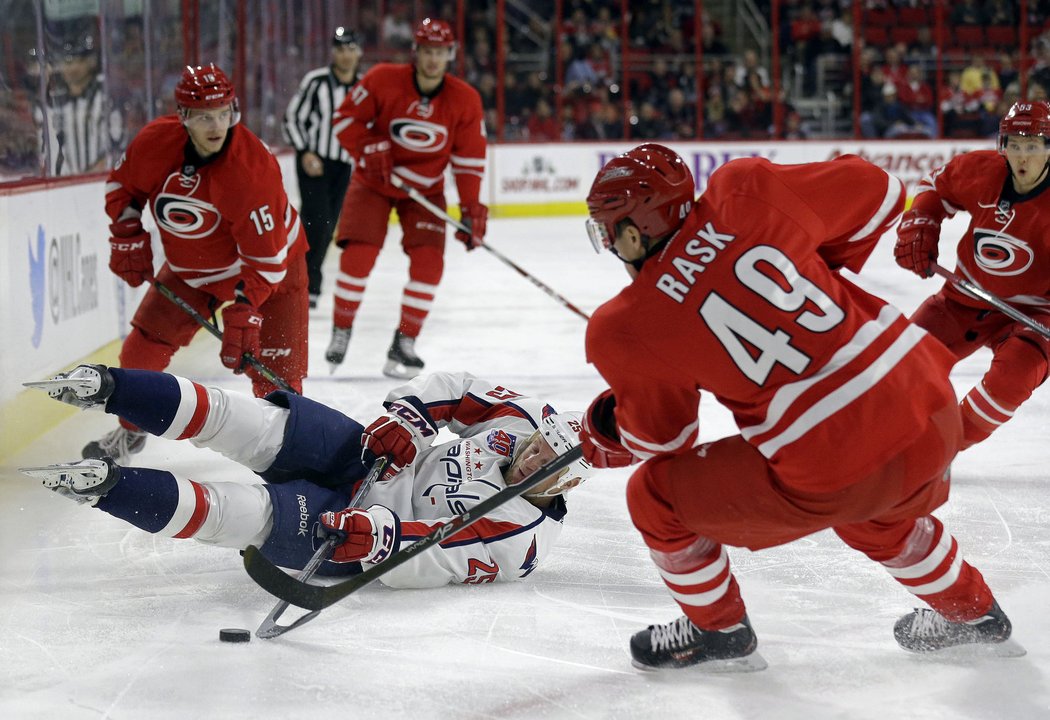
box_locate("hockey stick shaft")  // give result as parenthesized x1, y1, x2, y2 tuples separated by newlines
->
(153, 280, 297, 393)
(931, 264, 1050, 339)
(389, 175, 591, 322)
(243, 445, 583, 611)
(255, 456, 388, 639)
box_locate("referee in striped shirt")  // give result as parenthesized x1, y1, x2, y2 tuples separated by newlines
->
(282, 27, 362, 308)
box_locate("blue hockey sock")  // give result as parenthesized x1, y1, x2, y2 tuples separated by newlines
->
(105, 368, 190, 436)
(95, 466, 179, 534)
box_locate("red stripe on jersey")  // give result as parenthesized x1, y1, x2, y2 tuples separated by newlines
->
(426, 396, 534, 428)
(401, 516, 529, 547)
(176, 382, 211, 440)
(173, 480, 211, 539)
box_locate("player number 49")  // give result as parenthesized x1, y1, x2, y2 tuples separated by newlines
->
(249, 205, 275, 234)
(699, 245, 844, 385)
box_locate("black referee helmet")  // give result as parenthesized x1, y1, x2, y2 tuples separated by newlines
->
(332, 27, 361, 46)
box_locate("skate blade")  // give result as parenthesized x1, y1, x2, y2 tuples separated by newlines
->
(23, 378, 96, 391)
(632, 652, 769, 674)
(382, 360, 422, 380)
(909, 639, 1027, 660)
(19, 462, 97, 478)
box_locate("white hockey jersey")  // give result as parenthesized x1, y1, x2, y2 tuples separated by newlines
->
(357, 372, 569, 588)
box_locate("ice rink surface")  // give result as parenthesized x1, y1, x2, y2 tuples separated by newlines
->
(2, 216, 1048, 720)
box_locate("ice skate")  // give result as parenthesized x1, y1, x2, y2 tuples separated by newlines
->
(383, 330, 424, 379)
(20, 457, 122, 506)
(629, 614, 767, 672)
(82, 426, 148, 465)
(23, 364, 115, 410)
(894, 602, 1025, 657)
(325, 325, 352, 374)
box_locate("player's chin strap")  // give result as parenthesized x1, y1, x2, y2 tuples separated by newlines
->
(243, 446, 583, 614)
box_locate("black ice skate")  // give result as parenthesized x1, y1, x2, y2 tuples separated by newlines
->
(20, 457, 122, 506)
(82, 426, 148, 465)
(629, 615, 767, 672)
(23, 363, 115, 410)
(325, 325, 352, 374)
(893, 602, 1025, 657)
(383, 330, 424, 379)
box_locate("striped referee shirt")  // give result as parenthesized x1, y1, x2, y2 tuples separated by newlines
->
(282, 66, 357, 164)
(36, 75, 124, 176)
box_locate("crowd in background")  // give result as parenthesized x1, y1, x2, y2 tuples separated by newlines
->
(3, 0, 1050, 182)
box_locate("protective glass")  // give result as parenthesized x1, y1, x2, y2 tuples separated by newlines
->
(585, 217, 611, 254)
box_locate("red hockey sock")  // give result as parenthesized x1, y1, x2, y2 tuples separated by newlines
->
(333, 243, 381, 328)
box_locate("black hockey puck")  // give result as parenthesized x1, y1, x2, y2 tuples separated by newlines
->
(219, 628, 251, 643)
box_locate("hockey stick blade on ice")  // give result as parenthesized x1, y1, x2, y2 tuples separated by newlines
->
(931, 264, 1050, 340)
(153, 280, 297, 393)
(389, 174, 591, 322)
(243, 445, 583, 611)
(254, 456, 388, 639)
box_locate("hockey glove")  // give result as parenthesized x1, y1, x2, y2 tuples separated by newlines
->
(219, 294, 263, 372)
(455, 203, 488, 250)
(361, 400, 438, 480)
(580, 389, 636, 468)
(356, 136, 393, 185)
(319, 504, 401, 564)
(108, 219, 154, 287)
(894, 209, 942, 278)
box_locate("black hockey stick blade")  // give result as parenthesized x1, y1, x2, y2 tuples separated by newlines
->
(254, 457, 387, 638)
(243, 446, 583, 611)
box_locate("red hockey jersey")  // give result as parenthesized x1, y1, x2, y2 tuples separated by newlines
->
(586, 155, 958, 492)
(911, 149, 1050, 309)
(105, 116, 305, 307)
(332, 63, 486, 203)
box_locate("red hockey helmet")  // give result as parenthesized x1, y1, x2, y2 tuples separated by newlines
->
(585, 143, 695, 253)
(414, 17, 455, 48)
(175, 63, 237, 111)
(997, 101, 1050, 153)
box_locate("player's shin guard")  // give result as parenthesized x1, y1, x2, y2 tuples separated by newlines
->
(333, 243, 381, 329)
(96, 468, 270, 547)
(880, 516, 994, 622)
(960, 337, 1047, 449)
(399, 245, 442, 337)
(101, 368, 214, 441)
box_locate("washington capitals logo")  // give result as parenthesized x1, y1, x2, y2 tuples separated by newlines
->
(972, 228, 1034, 276)
(519, 536, 539, 578)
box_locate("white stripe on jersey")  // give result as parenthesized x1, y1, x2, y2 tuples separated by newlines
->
(656, 547, 728, 586)
(743, 305, 926, 457)
(158, 375, 204, 440)
(667, 574, 733, 607)
(620, 419, 699, 460)
(848, 171, 903, 241)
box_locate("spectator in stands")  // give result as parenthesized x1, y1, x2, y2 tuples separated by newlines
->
(871, 82, 931, 139)
(632, 100, 669, 140)
(595, 99, 624, 140)
(951, 0, 985, 25)
(985, 0, 1016, 26)
(565, 43, 602, 91)
(527, 98, 561, 141)
(381, 2, 415, 48)
(704, 87, 728, 138)
(663, 87, 696, 139)
(733, 49, 769, 88)
(879, 46, 908, 92)
(898, 64, 937, 137)
(940, 69, 982, 137)
(701, 22, 730, 56)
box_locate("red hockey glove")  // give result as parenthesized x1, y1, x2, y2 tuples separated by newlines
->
(455, 203, 488, 250)
(361, 400, 437, 480)
(580, 389, 636, 468)
(219, 297, 263, 372)
(108, 219, 154, 287)
(319, 504, 401, 564)
(894, 209, 942, 278)
(356, 136, 392, 185)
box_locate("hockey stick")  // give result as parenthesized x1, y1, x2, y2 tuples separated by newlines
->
(930, 264, 1050, 340)
(153, 280, 297, 393)
(243, 445, 582, 611)
(389, 174, 591, 322)
(254, 456, 388, 639)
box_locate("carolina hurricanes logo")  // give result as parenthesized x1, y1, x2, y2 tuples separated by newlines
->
(973, 228, 1034, 276)
(154, 172, 222, 239)
(389, 118, 448, 153)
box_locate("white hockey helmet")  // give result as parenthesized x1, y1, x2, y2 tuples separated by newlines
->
(531, 411, 594, 498)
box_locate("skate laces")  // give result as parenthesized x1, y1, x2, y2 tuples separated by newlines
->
(649, 616, 698, 653)
(905, 609, 955, 638)
(99, 427, 146, 458)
